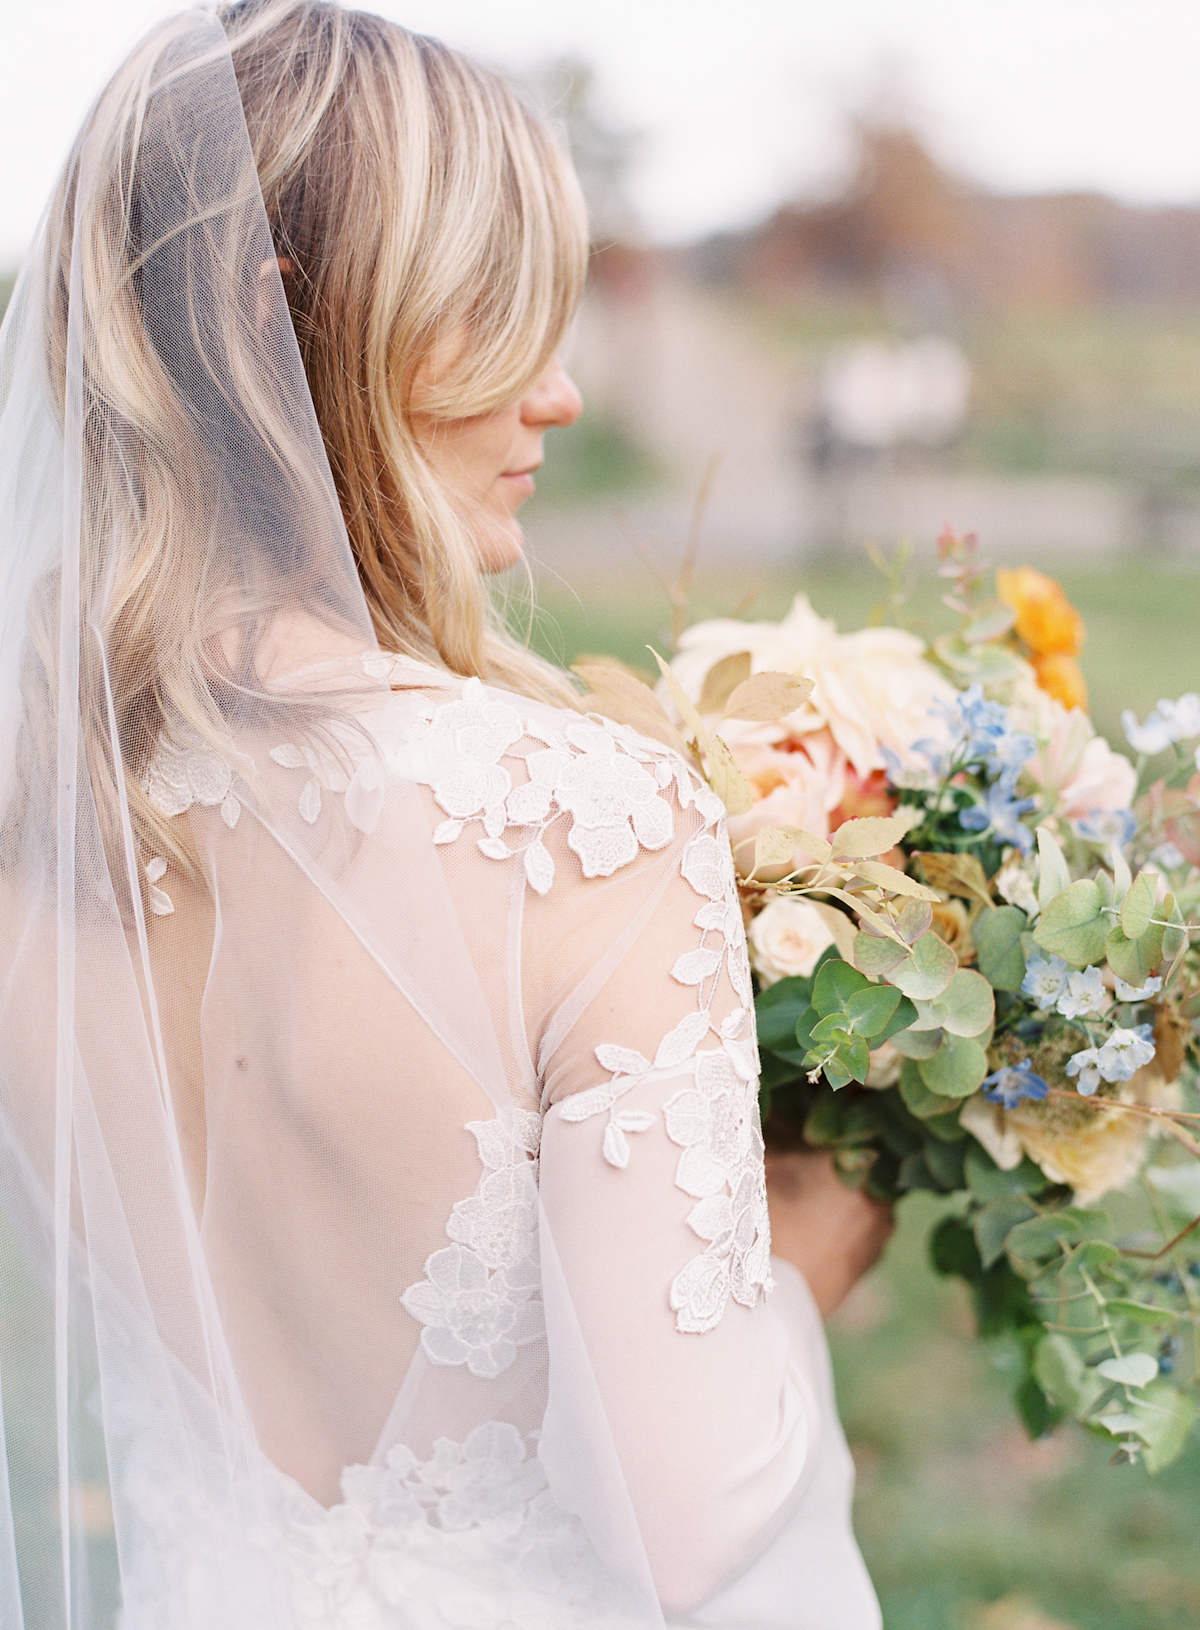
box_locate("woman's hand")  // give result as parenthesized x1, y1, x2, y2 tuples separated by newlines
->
(764, 1148, 895, 1318)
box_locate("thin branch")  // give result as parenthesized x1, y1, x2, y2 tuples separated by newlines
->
(673, 453, 721, 647)
(1119, 1212, 1200, 1261)
(1043, 1087, 1200, 1128)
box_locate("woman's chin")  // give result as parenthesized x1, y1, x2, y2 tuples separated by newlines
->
(475, 515, 526, 574)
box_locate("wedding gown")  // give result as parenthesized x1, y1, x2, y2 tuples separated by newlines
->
(0, 9, 881, 1626)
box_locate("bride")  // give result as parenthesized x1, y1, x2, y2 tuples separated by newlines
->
(0, 2, 888, 1625)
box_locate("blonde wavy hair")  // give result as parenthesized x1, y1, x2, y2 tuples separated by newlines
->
(224, 0, 588, 683)
(5, 0, 587, 897)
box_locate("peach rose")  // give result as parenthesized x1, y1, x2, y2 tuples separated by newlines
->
(725, 730, 847, 877)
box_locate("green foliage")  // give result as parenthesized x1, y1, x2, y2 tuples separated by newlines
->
(972, 905, 1029, 991)
(1033, 878, 1110, 967)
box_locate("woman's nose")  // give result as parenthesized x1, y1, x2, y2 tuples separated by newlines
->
(520, 360, 583, 429)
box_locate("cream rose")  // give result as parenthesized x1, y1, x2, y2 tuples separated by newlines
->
(670, 594, 957, 779)
(747, 895, 836, 986)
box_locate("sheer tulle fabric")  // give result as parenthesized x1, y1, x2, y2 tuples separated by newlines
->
(0, 10, 879, 1627)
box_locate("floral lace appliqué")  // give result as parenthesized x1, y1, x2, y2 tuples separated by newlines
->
(559, 830, 771, 1335)
(145, 722, 241, 829)
(400, 1108, 544, 1379)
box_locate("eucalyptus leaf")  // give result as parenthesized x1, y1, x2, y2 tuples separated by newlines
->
(1137, 1381, 1200, 1473)
(1105, 917, 1165, 987)
(896, 898, 934, 945)
(1095, 1352, 1159, 1389)
(1120, 870, 1157, 940)
(1033, 1333, 1105, 1417)
(1032, 879, 1109, 968)
(843, 984, 903, 1039)
(972, 906, 1029, 992)
(974, 1196, 1039, 1268)
(914, 968, 994, 1038)
(965, 1144, 1046, 1202)
(755, 978, 815, 1052)
(812, 958, 869, 1013)
(1105, 1299, 1181, 1326)
(890, 1025, 945, 1059)
(1006, 1207, 1106, 1266)
(853, 931, 910, 979)
(918, 1033, 988, 1097)
(886, 930, 958, 1000)
(1036, 827, 1072, 912)
(899, 1059, 943, 1115)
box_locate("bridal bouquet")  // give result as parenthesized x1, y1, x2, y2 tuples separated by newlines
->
(579, 530, 1200, 1471)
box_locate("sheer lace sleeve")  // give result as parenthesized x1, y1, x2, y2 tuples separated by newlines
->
(526, 741, 817, 1611)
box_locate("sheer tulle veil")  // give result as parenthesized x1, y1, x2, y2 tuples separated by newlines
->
(0, 6, 882, 1628)
(0, 7, 387, 1621)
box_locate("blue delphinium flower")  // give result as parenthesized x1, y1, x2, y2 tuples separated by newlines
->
(986, 731, 1037, 785)
(1022, 954, 1070, 1010)
(1065, 1048, 1103, 1096)
(982, 1058, 1049, 1108)
(1097, 1024, 1157, 1082)
(1055, 966, 1106, 1020)
(956, 683, 1009, 756)
(1112, 975, 1163, 1003)
(1075, 808, 1137, 847)
(959, 780, 1037, 855)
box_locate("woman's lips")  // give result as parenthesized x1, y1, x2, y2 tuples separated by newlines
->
(500, 468, 537, 498)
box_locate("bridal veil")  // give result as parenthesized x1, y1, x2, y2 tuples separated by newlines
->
(0, 6, 879, 1626)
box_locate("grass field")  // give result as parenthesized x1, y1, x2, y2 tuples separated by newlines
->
(513, 551, 1200, 1630)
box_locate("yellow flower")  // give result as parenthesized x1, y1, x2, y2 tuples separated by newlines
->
(996, 566, 1085, 656)
(1031, 652, 1088, 712)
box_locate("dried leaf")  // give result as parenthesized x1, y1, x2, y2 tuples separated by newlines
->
(573, 663, 691, 758)
(823, 886, 907, 945)
(750, 826, 800, 875)
(706, 733, 754, 816)
(810, 900, 858, 962)
(649, 648, 710, 755)
(851, 861, 939, 900)
(829, 810, 921, 859)
(698, 651, 752, 715)
(720, 670, 814, 723)
(913, 850, 995, 908)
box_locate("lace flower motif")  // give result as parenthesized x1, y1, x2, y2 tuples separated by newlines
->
(401, 1109, 544, 1379)
(403, 679, 712, 894)
(561, 830, 771, 1335)
(145, 722, 241, 829)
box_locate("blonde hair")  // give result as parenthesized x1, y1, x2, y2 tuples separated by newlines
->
(223, 0, 588, 687)
(5, 0, 587, 898)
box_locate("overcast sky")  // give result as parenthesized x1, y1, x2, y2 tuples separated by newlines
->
(4, 0, 1200, 263)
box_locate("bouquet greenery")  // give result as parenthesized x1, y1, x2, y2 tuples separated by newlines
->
(579, 530, 1200, 1472)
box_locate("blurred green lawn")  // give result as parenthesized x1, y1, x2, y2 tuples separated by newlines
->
(513, 551, 1200, 1630)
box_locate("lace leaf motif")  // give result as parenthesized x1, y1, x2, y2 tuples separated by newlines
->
(561, 830, 772, 1336)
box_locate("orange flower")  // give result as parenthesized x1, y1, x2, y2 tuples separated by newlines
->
(1032, 651, 1088, 711)
(996, 566, 1084, 657)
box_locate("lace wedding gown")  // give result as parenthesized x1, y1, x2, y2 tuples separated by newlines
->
(96, 658, 880, 1630)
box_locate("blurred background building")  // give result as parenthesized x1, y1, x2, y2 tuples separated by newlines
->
(524, 99, 1200, 575)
